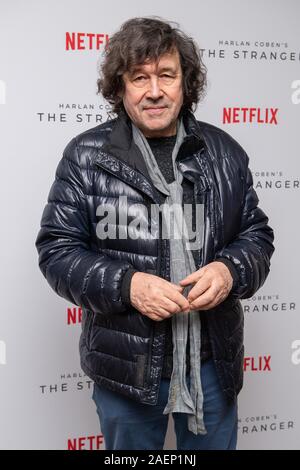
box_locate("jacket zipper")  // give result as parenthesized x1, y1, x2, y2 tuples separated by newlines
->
(95, 154, 161, 394)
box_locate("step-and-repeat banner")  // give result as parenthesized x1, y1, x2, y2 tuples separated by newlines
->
(0, 0, 299, 450)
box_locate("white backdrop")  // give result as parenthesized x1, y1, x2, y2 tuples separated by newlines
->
(0, 0, 299, 450)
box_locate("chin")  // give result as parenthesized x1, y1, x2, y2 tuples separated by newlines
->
(145, 120, 170, 131)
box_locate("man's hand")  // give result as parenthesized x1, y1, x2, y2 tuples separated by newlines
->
(130, 272, 190, 322)
(179, 261, 233, 310)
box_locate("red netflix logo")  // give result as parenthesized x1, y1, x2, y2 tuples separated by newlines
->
(65, 32, 109, 50)
(67, 307, 82, 325)
(223, 107, 278, 124)
(67, 435, 104, 450)
(244, 355, 271, 371)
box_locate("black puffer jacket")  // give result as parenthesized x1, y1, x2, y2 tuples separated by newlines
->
(36, 110, 275, 404)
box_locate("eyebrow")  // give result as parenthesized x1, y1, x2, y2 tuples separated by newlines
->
(129, 65, 178, 76)
(158, 66, 177, 74)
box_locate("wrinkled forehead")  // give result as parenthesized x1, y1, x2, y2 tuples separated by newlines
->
(126, 48, 181, 75)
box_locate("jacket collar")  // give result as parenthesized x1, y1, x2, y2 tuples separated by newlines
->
(100, 109, 151, 178)
(102, 110, 204, 162)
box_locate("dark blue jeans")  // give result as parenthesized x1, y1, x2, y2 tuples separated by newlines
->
(92, 359, 238, 450)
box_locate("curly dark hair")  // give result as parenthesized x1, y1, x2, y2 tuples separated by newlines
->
(97, 17, 207, 114)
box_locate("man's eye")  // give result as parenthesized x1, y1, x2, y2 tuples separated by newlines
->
(134, 76, 146, 82)
(160, 74, 175, 83)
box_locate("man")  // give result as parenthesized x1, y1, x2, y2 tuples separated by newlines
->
(36, 17, 275, 450)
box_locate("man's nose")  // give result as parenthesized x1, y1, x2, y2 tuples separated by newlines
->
(146, 76, 163, 100)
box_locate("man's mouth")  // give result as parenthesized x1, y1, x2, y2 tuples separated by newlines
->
(143, 106, 167, 115)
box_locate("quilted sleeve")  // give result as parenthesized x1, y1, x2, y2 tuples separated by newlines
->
(35, 137, 133, 315)
(215, 160, 275, 299)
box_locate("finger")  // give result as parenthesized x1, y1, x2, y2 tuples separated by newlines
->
(155, 306, 175, 319)
(160, 281, 190, 311)
(202, 291, 229, 310)
(146, 306, 171, 321)
(187, 278, 210, 303)
(148, 313, 165, 321)
(199, 288, 230, 310)
(189, 287, 220, 310)
(179, 269, 204, 286)
(161, 299, 180, 315)
(162, 297, 189, 315)
(141, 308, 164, 321)
(166, 290, 190, 312)
(170, 283, 185, 292)
(163, 281, 184, 297)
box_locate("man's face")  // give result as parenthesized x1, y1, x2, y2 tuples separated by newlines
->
(121, 49, 183, 138)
